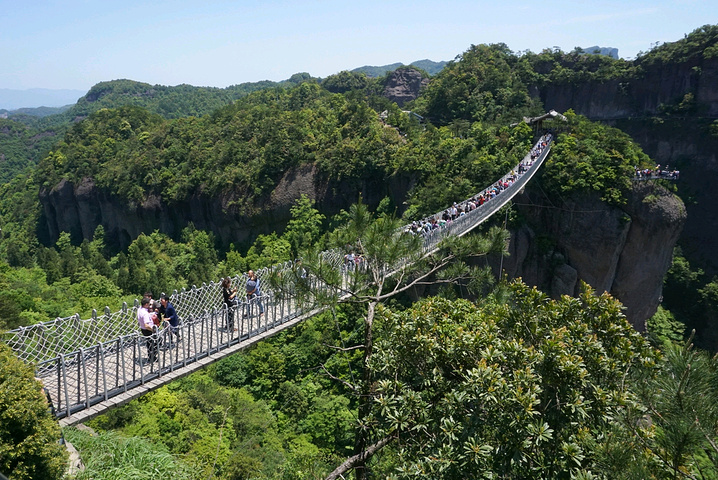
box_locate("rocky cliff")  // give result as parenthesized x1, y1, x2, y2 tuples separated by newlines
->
(382, 68, 429, 107)
(38, 164, 412, 250)
(538, 56, 718, 275)
(499, 181, 686, 331)
(539, 57, 718, 119)
(39, 153, 684, 329)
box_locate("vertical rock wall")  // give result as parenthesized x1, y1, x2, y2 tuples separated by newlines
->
(500, 182, 685, 330)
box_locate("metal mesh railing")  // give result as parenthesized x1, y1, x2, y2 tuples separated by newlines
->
(1, 134, 552, 421)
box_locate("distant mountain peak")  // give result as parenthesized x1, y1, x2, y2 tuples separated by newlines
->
(351, 59, 447, 78)
(0, 88, 85, 110)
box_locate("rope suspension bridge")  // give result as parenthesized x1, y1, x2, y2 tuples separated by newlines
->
(2, 134, 554, 427)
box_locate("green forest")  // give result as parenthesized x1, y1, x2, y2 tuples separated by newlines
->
(2, 25, 718, 480)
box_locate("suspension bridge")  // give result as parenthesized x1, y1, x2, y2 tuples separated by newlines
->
(2, 134, 553, 427)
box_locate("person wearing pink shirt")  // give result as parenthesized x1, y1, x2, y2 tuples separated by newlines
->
(137, 296, 158, 363)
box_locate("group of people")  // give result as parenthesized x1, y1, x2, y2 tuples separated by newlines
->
(221, 270, 265, 332)
(136, 271, 267, 362)
(404, 133, 553, 238)
(343, 252, 365, 271)
(136, 291, 180, 363)
(635, 165, 680, 180)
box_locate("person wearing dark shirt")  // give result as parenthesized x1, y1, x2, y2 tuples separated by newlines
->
(221, 277, 238, 331)
(160, 294, 180, 346)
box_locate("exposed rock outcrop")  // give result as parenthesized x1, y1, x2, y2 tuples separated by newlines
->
(538, 56, 718, 275)
(383, 68, 429, 107)
(38, 164, 413, 250)
(540, 57, 718, 119)
(499, 181, 686, 330)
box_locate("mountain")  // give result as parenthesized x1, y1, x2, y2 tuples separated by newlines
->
(0, 105, 73, 119)
(351, 59, 447, 77)
(0, 88, 85, 110)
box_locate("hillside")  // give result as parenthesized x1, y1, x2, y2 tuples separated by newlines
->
(351, 58, 447, 77)
(2, 28, 713, 480)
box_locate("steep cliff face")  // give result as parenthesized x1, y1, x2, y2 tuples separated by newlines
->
(612, 119, 718, 274)
(382, 68, 429, 107)
(540, 57, 718, 119)
(500, 182, 686, 330)
(538, 56, 718, 274)
(38, 164, 413, 250)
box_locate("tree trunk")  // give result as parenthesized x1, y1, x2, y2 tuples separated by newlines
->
(353, 299, 377, 479)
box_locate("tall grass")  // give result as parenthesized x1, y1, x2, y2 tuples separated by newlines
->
(63, 427, 198, 480)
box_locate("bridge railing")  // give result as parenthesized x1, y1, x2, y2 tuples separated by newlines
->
(2, 134, 553, 369)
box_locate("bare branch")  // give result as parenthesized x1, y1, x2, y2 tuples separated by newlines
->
(321, 364, 359, 393)
(324, 436, 395, 480)
(377, 255, 457, 301)
(324, 343, 366, 352)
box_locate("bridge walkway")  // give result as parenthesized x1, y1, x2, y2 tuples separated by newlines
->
(3, 134, 554, 427)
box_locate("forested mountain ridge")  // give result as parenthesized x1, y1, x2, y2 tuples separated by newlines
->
(0, 74, 318, 183)
(351, 58, 447, 77)
(3, 28, 713, 480)
(520, 24, 718, 349)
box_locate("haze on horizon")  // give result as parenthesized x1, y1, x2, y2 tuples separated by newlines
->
(0, 0, 715, 93)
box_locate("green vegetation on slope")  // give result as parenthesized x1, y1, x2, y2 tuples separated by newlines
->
(0, 74, 318, 183)
(0, 34, 694, 479)
(0, 343, 67, 480)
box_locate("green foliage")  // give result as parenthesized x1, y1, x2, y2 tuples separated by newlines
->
(0, 343, 67, 480)
(35, 85, 399, 210)
(413, 43, 541, 125)
(647, 306, 686, 346)
(637, 25, 718, 66)
(0, 171, 42, 268)
(370, 281, 659, 479)
(399, 121, 531, 219)
(72, 76, 318, 120)
(521, 47, 636, 86)
(630, 338, 718, 479)
(541, 110, 649, 205)
(283, 194, 326, 256)
(243, 233, 292, 270)
(321, 71, 371, 94)
(660, 248, 718, 351)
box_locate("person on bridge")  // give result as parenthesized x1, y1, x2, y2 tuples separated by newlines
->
(160, 294, 180, 346)
(138, 297, 158, 363)
(246, 270, 264, 319)
(221, 277, 239, 331)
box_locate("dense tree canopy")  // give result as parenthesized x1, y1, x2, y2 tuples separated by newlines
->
(369, 282, 660, 479)
(0, 343, 67, 480)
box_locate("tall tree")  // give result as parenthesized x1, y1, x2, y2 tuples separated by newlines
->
(367, 282, 660, 479)
(274, 199, 508, 479)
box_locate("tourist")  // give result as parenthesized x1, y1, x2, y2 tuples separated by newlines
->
(160, 294, 180, 346)
(246, 270, 265, 318)
(221, 277, 238, 331)
(137, 297, 158, 363)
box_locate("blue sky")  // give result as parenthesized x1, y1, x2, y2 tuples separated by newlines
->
(0, 0, 714, 91)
